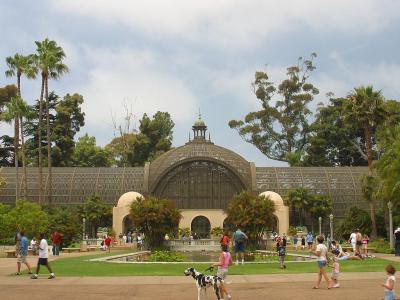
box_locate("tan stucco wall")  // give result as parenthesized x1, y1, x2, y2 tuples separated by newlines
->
(180, 209, 227, 230)
(113, 192, 289, 235)
(112, 206, 131, 236)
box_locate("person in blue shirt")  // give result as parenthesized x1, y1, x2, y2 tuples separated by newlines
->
(233, 227, 248, 265)
(16, 231, 32, 275)
(306, 232, 314, 250)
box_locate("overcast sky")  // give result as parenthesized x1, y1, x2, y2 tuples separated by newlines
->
(1, 0, 399, 166)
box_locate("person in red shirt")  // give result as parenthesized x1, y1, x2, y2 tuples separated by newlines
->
(104, 236, 112, 253)
(51, 231, 61, 256)
(220, 231, 231, 249)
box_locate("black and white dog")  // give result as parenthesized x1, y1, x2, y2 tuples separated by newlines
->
(184, 267, 224, 300)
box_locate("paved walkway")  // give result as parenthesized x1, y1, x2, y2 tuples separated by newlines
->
(0, 252, 398, 299)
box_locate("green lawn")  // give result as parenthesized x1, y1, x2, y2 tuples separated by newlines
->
(24, 252, 400, 277)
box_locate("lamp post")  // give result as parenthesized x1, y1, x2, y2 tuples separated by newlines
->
(388, 201, 393, 249)
(329, 214, 334, 241)
(82, 217, 86, 241)
(318, 216, 322, 236)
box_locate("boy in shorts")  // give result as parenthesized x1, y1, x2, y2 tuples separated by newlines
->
(31, 234, 55, 279)
(16, 231, 32, 275)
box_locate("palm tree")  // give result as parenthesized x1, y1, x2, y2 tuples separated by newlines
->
(35, 38, 69, 205)
(5, 54, 37, 202)
(347, 85, 386, 238)
(0, 97, 34, 198)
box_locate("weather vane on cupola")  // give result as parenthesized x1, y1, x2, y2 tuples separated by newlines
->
(188, 109, 211, 142)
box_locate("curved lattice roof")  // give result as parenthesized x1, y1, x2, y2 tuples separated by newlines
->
(148, 140, 252, 193)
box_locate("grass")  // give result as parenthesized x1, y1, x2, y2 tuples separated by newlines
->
(25, 251, 399, 277)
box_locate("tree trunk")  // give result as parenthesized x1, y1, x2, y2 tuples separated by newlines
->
(365, 125, 377, 238)
(45, 76, 52, 205)
(38, 75, 45, 205)
(14, 73, 21, 203)
(14, 116, 19, 202)
(21, 117, 28, 198)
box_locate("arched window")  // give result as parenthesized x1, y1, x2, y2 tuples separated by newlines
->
(153, 160, 245, 209)
(191, 216, 211, 239)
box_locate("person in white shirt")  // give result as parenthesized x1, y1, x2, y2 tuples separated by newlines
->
(311, 235, 332, 289)
(348, 230, 357, 253)
(31, 234, 55, 279)
(381, 264, 396, 300)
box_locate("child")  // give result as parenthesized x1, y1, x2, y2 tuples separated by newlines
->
(213, 244, 232, 300)
(381, 264, 396, 300)
(331, 256, 340, 288)
(277, 240, 286, 269)
(301, 236, 306, 250)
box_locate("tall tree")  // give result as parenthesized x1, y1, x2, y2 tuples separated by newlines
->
(0, 85, 18, 113)
(80, 194, 112, 238)
(35, 39, 69, 204)
(52, 93, 85, 166)
(72, 134, 111, 167)
(229, 54, 319, 164)
(346, 86, 386, 238)
(304, 97, 368, 166)
(5, 54, 37, 201)
(107, 111, 174, 166)
(0, 136, 14, 167)
(130, 196, 181, 249)
(1, 97, 34, 198)
(225, 191, 276, 248)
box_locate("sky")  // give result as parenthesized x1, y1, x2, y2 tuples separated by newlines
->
(1, 0, 399, 167)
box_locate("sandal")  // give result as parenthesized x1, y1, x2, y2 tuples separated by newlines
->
(312, 286, 319, 289)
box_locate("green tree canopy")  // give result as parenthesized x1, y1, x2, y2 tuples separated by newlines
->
(52, 93, 85, 166)
(229, 54, 318, 164)
(72, 134, 111, 167)
(6, 200, 49, 239)
(336, 206, 372, 239)
(0, 84, 18, 113)
(107, 111, 174, 166)
(130, 196, 181, 249)
(80, 194, 112, 238)
(225, 191, 276, 247)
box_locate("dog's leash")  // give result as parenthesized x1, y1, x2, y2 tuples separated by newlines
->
(203, 266, 214, 273)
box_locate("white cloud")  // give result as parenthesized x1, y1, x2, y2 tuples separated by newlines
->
(76, 47, 198, 131)
(50, 0, 400, 49)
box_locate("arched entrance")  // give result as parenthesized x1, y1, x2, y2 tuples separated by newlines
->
(191, 216, 211, 238)
(123, 215, 134, 234)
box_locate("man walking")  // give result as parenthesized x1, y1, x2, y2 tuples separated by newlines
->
(306, 232, 314, 250)
(31, 233, 55, 279)
(16, 231, 32, 275)
(233, 227, 248, 265)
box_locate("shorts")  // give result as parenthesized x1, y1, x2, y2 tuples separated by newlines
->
(235, 242, 245, 253)
(384, 290, 395, 300)
(356, 241, 362, 246)
(17, 255, 27, 264)
(317, 261, 327, 268)
(38, 258, 48, 265)
(217, 269, 228, 279)
(307, 242, 313, 246)
(331, 273, 339, 280)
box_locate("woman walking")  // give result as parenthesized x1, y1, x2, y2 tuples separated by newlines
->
(311, 235, 332, 289)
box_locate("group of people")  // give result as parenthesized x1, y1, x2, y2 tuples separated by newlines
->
(348, 228, 370, 257)
(15, 231, 56, 279)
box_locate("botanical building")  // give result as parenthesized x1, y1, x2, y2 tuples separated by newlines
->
(0, 117, 369, 236)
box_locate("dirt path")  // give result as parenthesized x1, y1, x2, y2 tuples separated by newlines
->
(0, 253, 396, 300)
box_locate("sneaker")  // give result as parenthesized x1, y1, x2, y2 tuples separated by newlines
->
(28, 271, 33, 274)
(31, 274, 38, 279)
(15, 272, 21, 275)
(333, 283, 340, 288)
(226, 295, 232, 300)
(48, 274, 55, 279)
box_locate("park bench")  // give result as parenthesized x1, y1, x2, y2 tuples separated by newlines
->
(62, 247, 80, 253)
(88, 246, 97, 252)
(5, 250, 16, 258)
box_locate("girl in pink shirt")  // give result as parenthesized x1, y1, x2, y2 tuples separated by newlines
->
(214, 244, 232, 300)
(331, 256, 340, 288)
